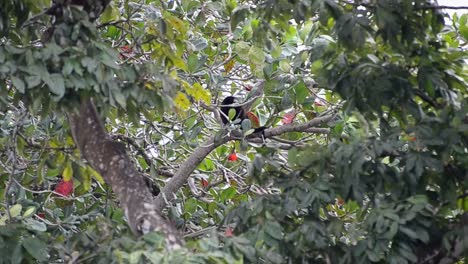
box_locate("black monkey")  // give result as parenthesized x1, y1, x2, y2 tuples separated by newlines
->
(220, 96, 266, 134)
(220, 96, 244, 125)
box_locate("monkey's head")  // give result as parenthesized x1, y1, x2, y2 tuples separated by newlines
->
(220, 96, 244, 125)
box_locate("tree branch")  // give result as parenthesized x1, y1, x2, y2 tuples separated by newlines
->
(154, 113, 335, 210)
(417, 5, 468, 10)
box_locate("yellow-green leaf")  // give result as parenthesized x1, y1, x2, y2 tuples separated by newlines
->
(82, 168, 92, 191)
(228, 108, 237, 120)
(174, 92, 191, 110)
(9, 204, 22, 218)
(88, 166, 105, 185)
(235, 41, 250, 61)
(279, 60, 291, 72)
(23, 206, 36, 218)
(166, 16, 187, 35)
(0, 215, 7, 225)
(248, 46, 265, 66)
(62, 161, 73, 181)
(187, 82, 211, 104)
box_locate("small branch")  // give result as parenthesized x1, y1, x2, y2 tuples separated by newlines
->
(112, 134, 153, 168)
(11, 177, 76, 201)
(97, 19, 128, 28)
(417, 5, 468, 10)
(260, 114, 334, 138)
(4, 112, 27, 222)
(184, 226, 217, 238)
(414, 89, 444, 109)
(304, 127, 331, 134)
(18, 132, 75, 152)
(339, 0, 468, 10)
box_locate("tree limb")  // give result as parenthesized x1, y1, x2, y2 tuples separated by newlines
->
(154, 113, 335, 210)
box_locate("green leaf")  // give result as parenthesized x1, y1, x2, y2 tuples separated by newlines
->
(25, 75, 41, 89)
(399, 226, 420, 241)
(294, 82, 309, 104)
(62, 160, 73, 181)
(264, 221, 283, 240)
(81, 57, 97, 72)
(22, 207, 36, 218)
(190, 37, 208, 51)
(22, 237, 48, 261)
(228, 108, 237, 121)
(221, 187, 237, 202)
(44, 74, 65, 98)
(87, 166, 105, 185)
(9, 204, 22, 218)
(279, 60, 291, 73)
(184, 198, 198, 214)
(11, 76, 25, 93)
(459, 15, 468, 40)
(23, 218, 47, 232)
(231, 5, 250, 30)
(248, 46, 265, 66)
(143, 252, 163, 264)
(281, 92, 292, 110)
(112, 89, 127, 108)
(187, 53, 200, 73)
(128, 250, 143, 264)
(235, 42, 250, 61)
(241, 118, 252, 132)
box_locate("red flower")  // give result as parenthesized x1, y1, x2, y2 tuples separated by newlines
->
(119, 45, 135, 59)
(228, 152, 238, 161)
(225, 227, 234, 237)
(314, 98, 326, 106)
(244, 84, 253, 91)
(55, 179, 74, 197)
(282, 111, 296, 124)
(201, 179, 209, 188)
(335, 198, 345, 206)
(37, 212, 45, 219)
(120, 45, 133, 53)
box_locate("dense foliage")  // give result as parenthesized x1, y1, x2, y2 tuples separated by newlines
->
(0, 0, 467, 263)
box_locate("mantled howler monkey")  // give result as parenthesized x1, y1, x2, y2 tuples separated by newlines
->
(220, 96, 244, 125)
(220, 96, 266, 134)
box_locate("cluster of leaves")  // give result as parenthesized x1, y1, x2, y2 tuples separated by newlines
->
(0, 1, 179, 117)
(223, 0, 468, 263)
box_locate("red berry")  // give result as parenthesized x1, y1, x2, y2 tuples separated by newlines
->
(55, 179, 74, 197)
(228, 152, 238, 161)
(201, 179, 209, 188)
(225, 227, 234, 237)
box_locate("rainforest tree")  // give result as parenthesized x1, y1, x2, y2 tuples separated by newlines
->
(0, 0, 467, 263)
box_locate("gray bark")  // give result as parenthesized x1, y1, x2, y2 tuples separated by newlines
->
(68, 99, 183, 248)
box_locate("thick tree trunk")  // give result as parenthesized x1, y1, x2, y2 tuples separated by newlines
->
(67, 99, 183, 248)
